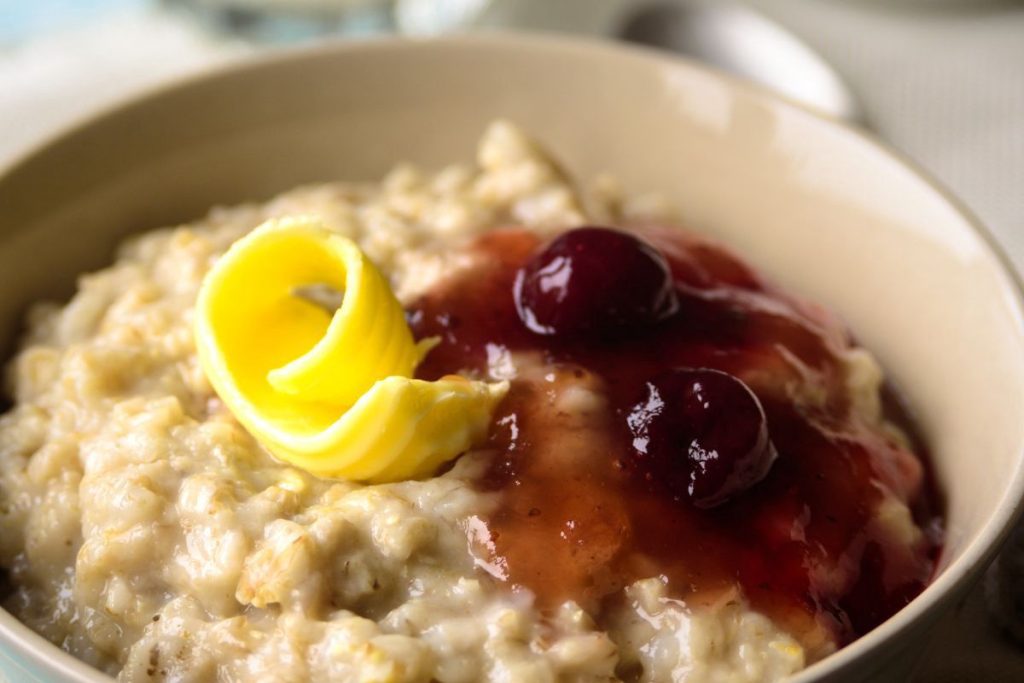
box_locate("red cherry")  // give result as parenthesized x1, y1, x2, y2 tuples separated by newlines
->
(513, 226, 679, 337)
(627, 368, 777, 508)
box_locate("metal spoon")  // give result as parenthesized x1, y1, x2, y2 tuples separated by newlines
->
(618, 1, 864, 123)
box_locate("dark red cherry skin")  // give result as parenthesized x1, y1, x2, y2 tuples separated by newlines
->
(513, 226, 679, 337)
(627, 368, 777, 508)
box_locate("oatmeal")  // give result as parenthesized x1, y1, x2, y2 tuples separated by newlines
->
(0, 122, 939, 682)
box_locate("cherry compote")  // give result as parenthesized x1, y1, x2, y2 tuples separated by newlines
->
(408, 225, 942, 654)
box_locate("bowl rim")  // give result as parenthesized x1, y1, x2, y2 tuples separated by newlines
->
(1, 31, 1023, 682)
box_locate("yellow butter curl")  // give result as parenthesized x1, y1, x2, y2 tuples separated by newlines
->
(194, 217, 507, 482)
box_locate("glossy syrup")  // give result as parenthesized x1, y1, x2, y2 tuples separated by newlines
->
(408, 227, 942, 650)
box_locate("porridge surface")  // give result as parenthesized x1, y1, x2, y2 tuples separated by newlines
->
(0, 122, 919, 682)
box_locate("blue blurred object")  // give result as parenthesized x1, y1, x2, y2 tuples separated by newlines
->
(0, 0, 146, 45)
(159, 0, 394, 42)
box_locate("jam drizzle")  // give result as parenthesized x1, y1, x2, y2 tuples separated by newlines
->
(408, 227, 942, 652)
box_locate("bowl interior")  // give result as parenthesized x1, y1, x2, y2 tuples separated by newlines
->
(0, 35, 1022, 683)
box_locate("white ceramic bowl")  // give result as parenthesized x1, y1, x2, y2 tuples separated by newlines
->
(0, 34, 1022, 683)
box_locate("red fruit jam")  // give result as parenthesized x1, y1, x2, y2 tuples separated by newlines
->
(407, 226, 942, 655)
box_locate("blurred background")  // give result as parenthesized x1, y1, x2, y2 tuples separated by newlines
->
(1, 0, 1023, 680)
(2, 0, 1023, 263)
